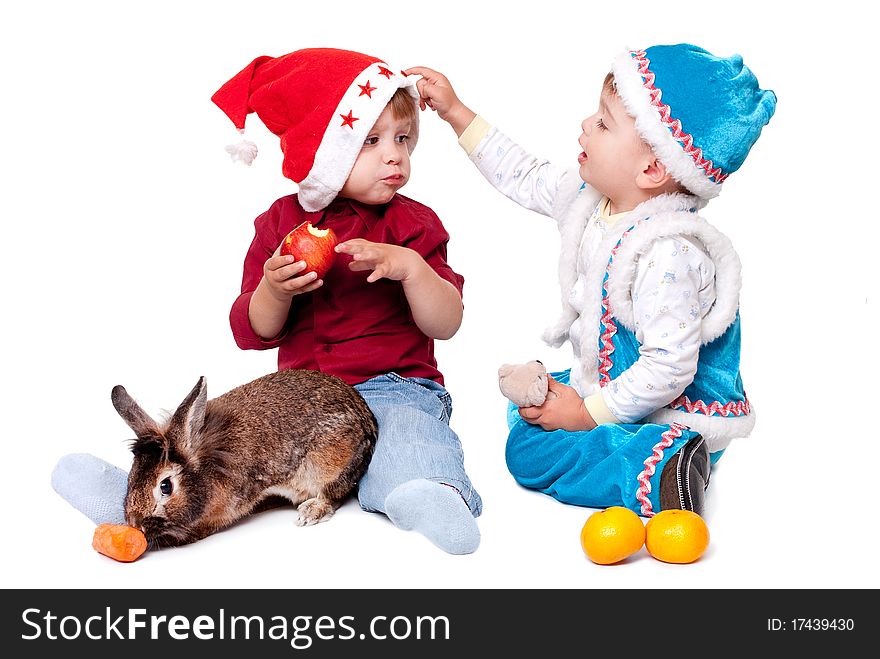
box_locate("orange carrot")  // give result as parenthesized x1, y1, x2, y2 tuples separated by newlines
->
(92, 523, 147, 562)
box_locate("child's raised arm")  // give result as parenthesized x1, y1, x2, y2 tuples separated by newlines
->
(405, 66, 475, 137)
(408, 66, 578, 220)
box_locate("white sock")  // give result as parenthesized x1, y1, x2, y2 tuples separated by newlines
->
(51, 453, 128, 525)
(384, 479, 480, 555)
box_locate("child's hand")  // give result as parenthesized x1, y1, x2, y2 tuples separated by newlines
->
(335, 239, 421, 283)
(518, 376, 597, 432)
(404, 66, 476, 137)
(262, 246, 323, 301)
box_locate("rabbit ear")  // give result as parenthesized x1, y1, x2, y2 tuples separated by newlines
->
(112, 385, 160, 438)
(169, 376, 208, 447)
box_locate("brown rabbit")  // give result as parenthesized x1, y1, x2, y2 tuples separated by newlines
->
(112, 369, 377, 548)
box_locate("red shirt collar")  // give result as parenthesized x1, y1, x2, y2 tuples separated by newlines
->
(307, 197, 386, 231)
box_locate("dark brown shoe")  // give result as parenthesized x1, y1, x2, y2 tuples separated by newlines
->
(659, 435, 710, 515)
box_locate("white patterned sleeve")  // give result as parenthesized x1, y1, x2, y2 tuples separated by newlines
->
(467, 127, 571, 218)
(600, 236, 716, 423)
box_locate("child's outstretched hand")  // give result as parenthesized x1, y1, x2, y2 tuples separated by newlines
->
(336, 239, 422, 283)
(404, 66, 476, 137)
(518, 376, 597, 432)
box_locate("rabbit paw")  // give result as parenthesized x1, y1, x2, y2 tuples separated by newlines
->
(295, 497, 335, 526)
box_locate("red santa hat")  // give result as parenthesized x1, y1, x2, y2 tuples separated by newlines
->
(212, 48, 419, 212)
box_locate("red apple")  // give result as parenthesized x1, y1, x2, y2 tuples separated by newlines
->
(280, 222, 338, 280)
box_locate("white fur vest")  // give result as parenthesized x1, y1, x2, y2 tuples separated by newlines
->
(542, 178, 754, 449)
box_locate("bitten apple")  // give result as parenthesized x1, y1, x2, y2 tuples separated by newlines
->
(280, 222, 338, 280)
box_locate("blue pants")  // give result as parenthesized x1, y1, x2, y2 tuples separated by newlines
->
(355, 373, 482, 517)
(505, 370, 706, 515)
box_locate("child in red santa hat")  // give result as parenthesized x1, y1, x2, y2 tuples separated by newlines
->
(52, 48, 481, 555)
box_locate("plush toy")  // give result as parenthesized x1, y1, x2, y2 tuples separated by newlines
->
(498, 360, 552, 407)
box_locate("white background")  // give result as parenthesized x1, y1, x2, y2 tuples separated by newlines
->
(1, 0, 876, 592)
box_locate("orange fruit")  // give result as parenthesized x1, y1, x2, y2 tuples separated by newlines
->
(645, 510, 710, 564)
(580, 506, 646, 565)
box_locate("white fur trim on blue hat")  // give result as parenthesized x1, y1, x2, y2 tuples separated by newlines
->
(611, 50, 723, 200)
(297, 62, 419, 212)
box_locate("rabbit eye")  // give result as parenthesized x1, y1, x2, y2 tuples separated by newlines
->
(159, 477, 173, 496)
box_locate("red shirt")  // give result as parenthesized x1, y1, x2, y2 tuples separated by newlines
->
(230, 194, 464, 386)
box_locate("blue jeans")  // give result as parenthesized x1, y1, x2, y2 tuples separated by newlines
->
(354, 373, 482, 517)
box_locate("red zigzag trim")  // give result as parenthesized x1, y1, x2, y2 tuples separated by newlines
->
(631, 50, 728, 184)
(669, 394, 750, 417)
(597, 225, 638, 386)
(635, 422, 687, 517)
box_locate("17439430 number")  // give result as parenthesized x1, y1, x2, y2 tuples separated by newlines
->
(768, 618, 855, 631)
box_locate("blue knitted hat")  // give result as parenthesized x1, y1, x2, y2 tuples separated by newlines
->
(611, 44, 776, 199)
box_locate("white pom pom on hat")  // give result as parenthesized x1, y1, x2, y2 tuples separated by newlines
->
(224, 130, 258, 165)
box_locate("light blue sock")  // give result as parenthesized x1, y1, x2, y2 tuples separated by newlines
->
(384, 479, 480, 555)
(51, 453, 128, 526)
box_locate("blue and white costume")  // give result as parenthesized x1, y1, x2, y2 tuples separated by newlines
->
(459, 44, 776, 515)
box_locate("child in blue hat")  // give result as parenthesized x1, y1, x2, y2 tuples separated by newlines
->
(407, 44, 776, 517)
